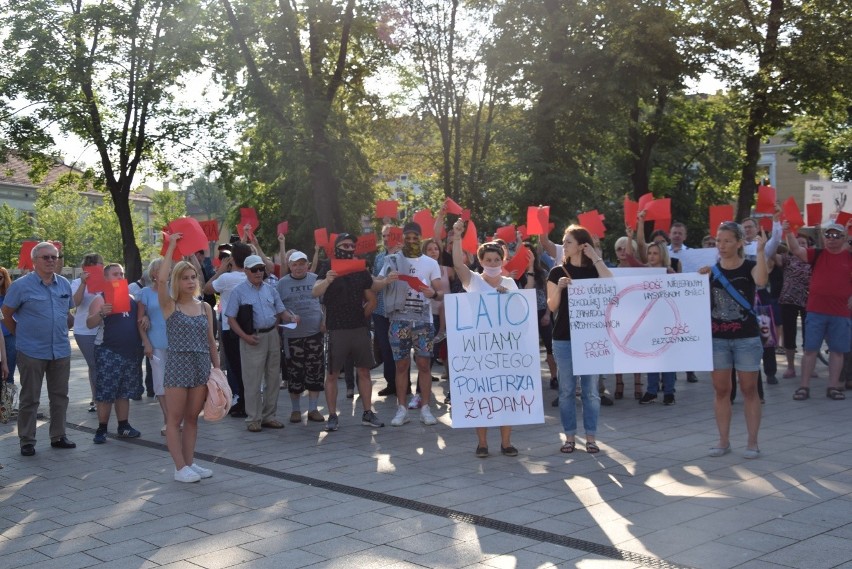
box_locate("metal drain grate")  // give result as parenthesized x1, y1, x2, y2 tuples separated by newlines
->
(69, 423, 693, 569)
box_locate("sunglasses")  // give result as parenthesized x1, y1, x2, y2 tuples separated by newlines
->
(248, 266, 265, 273)
(824, 233, 844, 240)
(39, 255, 59, 261)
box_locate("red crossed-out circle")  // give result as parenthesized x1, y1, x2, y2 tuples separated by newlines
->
(604, 283, 684, 359)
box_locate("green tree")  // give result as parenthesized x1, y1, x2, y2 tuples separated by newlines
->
(186, 175, 228, 224)
(33, 175, 94, 267)
(0, 0, 211, 281)
(0, 204, 34, 269)
(151, 188, 188, 231)
(789, 97, 852, 181)
(84, 196, 152, 268)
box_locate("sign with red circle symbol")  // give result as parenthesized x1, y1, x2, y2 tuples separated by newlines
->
(568, 274, 713, 375)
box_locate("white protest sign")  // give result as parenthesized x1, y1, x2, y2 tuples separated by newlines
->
(805, 180, 850, 225)
(610, 267, 667, 277)
(568, 274, 713, 375)
(676, 248, 719, 273)
(445, 289, 544, 428)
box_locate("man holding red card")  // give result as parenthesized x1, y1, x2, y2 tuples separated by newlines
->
(312, 233, 384, 431)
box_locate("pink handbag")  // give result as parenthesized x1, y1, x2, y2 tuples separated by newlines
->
(203, 367, 232, 422)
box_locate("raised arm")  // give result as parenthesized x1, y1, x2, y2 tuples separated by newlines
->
(783, 221, 808, 262)
(158, 235, 180, 319)
(452, 218, 473, 288)
(636, 210, 649, 264)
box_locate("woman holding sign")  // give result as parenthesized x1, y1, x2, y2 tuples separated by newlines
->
(700, 222, 767, 459)
(452, 219, 520, 458)
(547, 225, 613, 454)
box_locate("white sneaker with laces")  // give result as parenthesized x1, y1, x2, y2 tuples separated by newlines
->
(391, 405, 409, 427)
(174, 466, 201, 483)
(408, 393, 422, 409)
(420, 406, 437, 426)
(189, 463, 213, 479)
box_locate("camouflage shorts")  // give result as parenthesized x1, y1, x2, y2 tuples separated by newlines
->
(284, 333, 325, 394)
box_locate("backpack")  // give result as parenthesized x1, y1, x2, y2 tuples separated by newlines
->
(203, 367, 232, 422)
(382, 253, 412, 318)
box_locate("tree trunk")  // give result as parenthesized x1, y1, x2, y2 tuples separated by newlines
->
(110, 182, 142, 282)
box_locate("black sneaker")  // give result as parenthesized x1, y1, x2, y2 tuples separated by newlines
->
(766, 375, 778, 385)
(686, 372, 698, 383)
(377, 386, 396, 397)
(663, 394, 675, 405)
(639, 392, 657, 405)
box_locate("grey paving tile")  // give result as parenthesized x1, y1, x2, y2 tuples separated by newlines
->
(241, 523, 352, 555)
(757, 534, 852, 568)
(11, 551, 100, 569)
(139, 529, 261, 565)
(0, 532, 57, 554)
(84, 537, 158, 562)
(185, 546, 265, 568)
(667, 540, 762, 568)
(33, 535, 106, 558)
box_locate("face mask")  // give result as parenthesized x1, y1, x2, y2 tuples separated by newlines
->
(402, 241, 421, 258)
(482, 266, 503, 278)
(335, 247, 354, 260)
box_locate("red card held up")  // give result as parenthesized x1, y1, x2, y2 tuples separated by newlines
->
(199, 219, 219, 242)
(517, 225, 529, 240)
(805, 203, 822, 227)
(526, 206, 549, 235)
(331, 259, 366, 276)
(17, 241, 38, 270)
(461, 208, 471, 222)
(637, 193, 654, 213)
(758, 217, 773, 233)
(644, 198, 671, 221)
(577, 210, 606, 238)
(398, 274, 427, 291)
(277, 221, 289, 236)
(781, 197, 804, 232)
(375, 200, 398, 219)
(755, 185, 776, 214)
(494, 225, 516, 243)
(444, 197, 464, 215)
(502, 246, 530, 278)
(624, 197, 639, 230)
(462, 220, 479, 254)
(84, 264, 106, 293)
(653, 218, 671, 234)
(709, 205, 735, 231)
(386, 227, 403, 249)
(167, 217, 209, 257)
(160, 232, 182, 261)
(314, 228, 329, 248)
(105, 279, 131, 313)
(412, 209, 435, 239)
(354, 232, 377, 256)
(835, 210, 851, 229)
(239, 207, 259, 230)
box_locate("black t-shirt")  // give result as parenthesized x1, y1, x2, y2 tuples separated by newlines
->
(547, 262, 600, 341)
(323, 270, 372, 330)
(710, 260, 759, 339)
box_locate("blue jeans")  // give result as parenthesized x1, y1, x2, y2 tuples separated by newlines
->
(646, 372, 676, 395)
(3, 332, 16, 383)
(553, 340, 599, 436)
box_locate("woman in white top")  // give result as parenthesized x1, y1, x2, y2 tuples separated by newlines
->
(452, 219, 519, 458)
(71, 253, 104, 412)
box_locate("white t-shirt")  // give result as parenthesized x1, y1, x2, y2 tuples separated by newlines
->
(464, 272, 518, 293)
(212, 271, 247, 331)
(381, 254, 441, 322)
(70, 278, 100, 335)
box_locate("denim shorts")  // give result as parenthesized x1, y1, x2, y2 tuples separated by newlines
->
(803, 312, 851, 353)
(712, 337, 763, 372)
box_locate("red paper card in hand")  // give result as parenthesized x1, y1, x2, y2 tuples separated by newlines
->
(199, 219, 219, 242)
(354, 233, 377, 256)
(105, 279, 131, 313)
(160, 232, 182, 261)
(444, 197, 464, 215)
(17, 241, 38, 270)
(494, 225, 516, 242)
(644, 198, 671, 221)
(412, 209, 435, 239)
(386, 227, 403, 248)
(755, 185, 776, 214)
(50, 241, 63, 253)
(314, 228, 329, 248)
(461, 208, 471, 222)
(709, 205, 734, 231)
(324, 233, 339, 258)
(502, 246, 531, 278)
(577, 210, 606, 238)
(462, 220, 479, 254)
(398, 274, 427, 291)
(758, 217, 773, 233)
(637, 193, 654, 213)
(331, 258, 367, 276)
(624, 197, 639, 230)
(781, 197, 804, 232)
(84, 265, 106, 293)
(167, 217, 209, 257)
(653, 218, 671, 233)
(835, 210, 851, 229)
(375, 200, 399, 219)
(526, 206, 549, 235)
(517, 225, 529, 240)
(277, 221, 289, 236)
(239, 207, 258, 230)
(805, 203, 822, 227)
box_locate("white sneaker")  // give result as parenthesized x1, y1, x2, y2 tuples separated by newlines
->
(174, 466, 201, 483)
(408, 393, 422, 409)
(420, 406, 437, 426)
(189, 463, 213, 479)
(391, 405, 409, 427)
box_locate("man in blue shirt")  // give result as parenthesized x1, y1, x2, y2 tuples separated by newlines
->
(1, 242, 76, 456)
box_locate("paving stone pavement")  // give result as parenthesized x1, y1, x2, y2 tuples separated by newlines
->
(1, 340, 851, 568)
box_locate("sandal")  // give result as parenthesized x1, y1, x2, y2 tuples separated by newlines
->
(586, 441, 600, 454)
(560, 440, 575, 454)
(634, 381, 644, 400)
(826, 387, 846, 400)
(792, 387, 810, 401)
(614, 380, 624, 400)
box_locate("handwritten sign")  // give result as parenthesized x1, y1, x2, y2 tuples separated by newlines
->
(445, 289, 544, 428)
(568, 274, 713, 375)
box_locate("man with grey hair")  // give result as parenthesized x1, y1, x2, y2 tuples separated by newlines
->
(1, 241, 76, 456)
